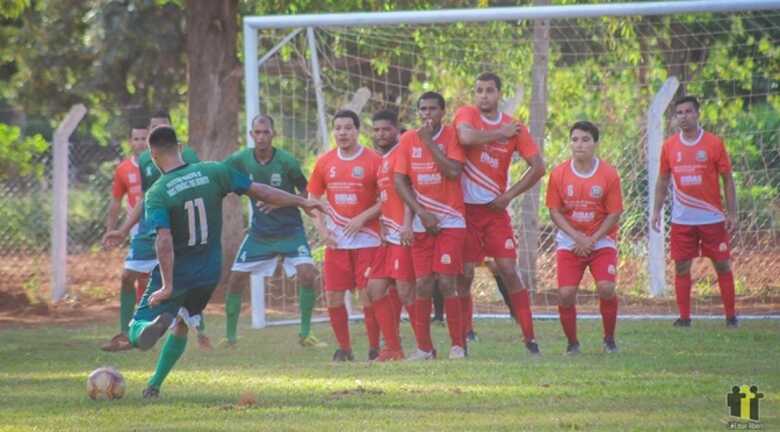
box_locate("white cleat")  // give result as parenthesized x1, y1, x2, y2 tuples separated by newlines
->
(406, 348, 436, 361)
(448, 345, 466, 360)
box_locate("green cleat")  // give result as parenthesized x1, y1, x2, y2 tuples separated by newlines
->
(299, 335, 327, 348)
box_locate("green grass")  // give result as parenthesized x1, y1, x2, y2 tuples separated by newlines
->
(0, 317, 778, 431)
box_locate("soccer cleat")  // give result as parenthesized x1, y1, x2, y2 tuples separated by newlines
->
(673, 318, 692, 328)
(565, 341, 581, 356)
(368, 347, 381, 361)
(726, 317, 739, 328)
(100, 333, 133, 352)
(406, 348, 436, 361)
(332, 349, 355, 362)
(299, 335, 327, 348)
(466, 330, 479, 342)
(136, 313, 174, 351)
(449, 345, 466, 360)
(525, 340, 541, 356)
(142, 386, 160, 399)
(375, 348, 405, 362)
(218, 339, 237, 349)
(603, 338, 619, 353)
(197, 333, 213, 351)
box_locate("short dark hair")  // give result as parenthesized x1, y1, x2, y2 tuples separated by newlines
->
(418, 91, 445, 110)
(674, 95, 700, 112)
(333, 110, 360, 129)
(251, 114, 275, 130)
(150, 109, 171, 122)
(477, 72, 502, 91)
(148, 126, 178, 151)
(569, 121, 600, 143)
(372, 109, 398, 127)
(129, 121, 147, 136)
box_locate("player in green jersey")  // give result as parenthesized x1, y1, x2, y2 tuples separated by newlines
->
(109, 126, 324, 398)
(222, 114, 324, 348)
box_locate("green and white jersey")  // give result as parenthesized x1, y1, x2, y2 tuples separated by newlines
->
(144, 161, 251, 288)
(224, 147, 307, 238)
(139, 146, 200, 192)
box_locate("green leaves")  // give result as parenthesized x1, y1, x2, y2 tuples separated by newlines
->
(0, 122, 47, 179)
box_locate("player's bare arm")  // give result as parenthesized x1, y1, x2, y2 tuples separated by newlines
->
(343, 200, 381, 238)
(722, 171, 738, 232)
(148, 228, 174, 306)
(308, 192, 337, 248)
(650, 173, 671, 232)
(400, 205, 414, 246)
(394, 172, 439, 234)
(549, 208, 594, 257)
(456, 122, 520, 147)
(247, 182, 325, 216)
(102, 198, 145, 248)
(488, 153, 546, 212)
(590, 212, 622, 244)
(104, 196, 123, 235)
(417, 123, 463, 179)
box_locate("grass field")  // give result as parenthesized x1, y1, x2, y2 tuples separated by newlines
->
(0, 316, 777, 431)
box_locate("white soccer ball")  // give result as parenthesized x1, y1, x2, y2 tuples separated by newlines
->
(87, 367, 126, 400)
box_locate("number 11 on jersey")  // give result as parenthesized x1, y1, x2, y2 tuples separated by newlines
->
(184, 198, 208, 246)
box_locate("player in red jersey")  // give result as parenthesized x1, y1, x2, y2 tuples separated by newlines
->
(365, 109, 419, 362)
(308, 110, 383, 361)
(454, 73, 545, 355)
(394, 92, 468, 360)
(101, 124, 148, 352)
(651, 96, 738, 328)
(547, 121, 622, 354)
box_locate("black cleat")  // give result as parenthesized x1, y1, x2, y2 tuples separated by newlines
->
(332, 349, 355, 362)
(603, 338, 619, 353)
(525, 340, 541, 356)
(142, 386, 160, 399)
(466, 330, 479, 342)
(726, 317, 739, 328)
(673, 318, 691, 328)
(136, 313, 175, 351)
(368, 347, 380, 361)
(565, 341, 581, 356)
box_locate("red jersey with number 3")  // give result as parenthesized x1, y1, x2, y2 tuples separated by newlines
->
(308, 146, 382, 249)
(394, 126, 466, 233)
(546, 158, 623, 251)
(453, 105, 539, 204)
(660, 130, 731, 225)
(112, 157, 143, 211)
(377, 146, 406, 245)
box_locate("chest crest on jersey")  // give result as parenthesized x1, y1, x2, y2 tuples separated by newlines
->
(590, 185, 603, 199)
(128, 173, 137, 183)
(695, 150, 707, 162)
(270, 173, 282, 186)
(352, 166, 364, 179)
(412, 147, 422, 158)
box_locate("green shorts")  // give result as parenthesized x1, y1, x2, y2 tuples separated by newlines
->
(231, 229, 313, 277)
(132, 267, 216, 325)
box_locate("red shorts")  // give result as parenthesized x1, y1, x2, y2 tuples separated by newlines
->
(464, 204, 517, 263)
(412, 228, 466, 278)
(367, 243, 415, 282)
(323, 247, 380, 291)
(670, 222, 731, 261)
(556, 247, 618, 288)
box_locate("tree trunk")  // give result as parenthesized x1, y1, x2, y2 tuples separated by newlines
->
(517, 0, 550, 292)
(186, 0, 242, 301)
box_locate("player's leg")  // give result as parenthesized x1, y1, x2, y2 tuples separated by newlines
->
(431, 281, 445, 323)
(135, 273, 149, 304)
(324, 248, 355, 361)
(367, 246, 403, 361)
(700, 222, 737, 326)
(356, 247, 382, 360)
(460, 207, 486, 342)
(223, 269, 248, 347)
(294, 262, 324, 346)
(486, 260, 514, 317)
(409, 275, 436, 360)
(556, 249, 585, 355)
(711, 258, 737, 326)
(459, 262, 477, 342)
(589, 248, 619, 352)
(670, 223, 698, 326)
(494, 257, 539, 354)
(432, 228, 467, 359)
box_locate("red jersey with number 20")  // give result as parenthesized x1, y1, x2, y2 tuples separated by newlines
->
(660, 130, 731, 225)
(308, 146, 382, 249)
(453, 105, 539, 204)
(394, 126, 466, 233)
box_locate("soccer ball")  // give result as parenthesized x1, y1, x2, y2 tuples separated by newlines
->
(87, 367, 126, 400)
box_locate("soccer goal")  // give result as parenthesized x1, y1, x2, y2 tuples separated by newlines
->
(242, 0, 780, 328)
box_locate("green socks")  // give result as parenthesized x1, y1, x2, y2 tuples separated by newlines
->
(299, 286, 315, 338)
(147, 333, 187, 390)
(120, 289, 136, 335)
(128, 319, 148, 347)
(225, 292, 242, 343)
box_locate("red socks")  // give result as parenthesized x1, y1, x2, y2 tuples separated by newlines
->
(363, 306, 380, 350)
(675, 274, 692, 320)
(405, 302, 416, 329)
(413, 298, 434, 352)
(373, 295, 402, 351)
(444, 296, 464, 348)
(599, 297, 618, 340)
(558, 305, 577, 344)
(389, 287, 403, 324)
(328, 306, 351, 351)
(717, 271, 736, 319)
(460, 294, 473, 335)
(510, 290, 535, 343)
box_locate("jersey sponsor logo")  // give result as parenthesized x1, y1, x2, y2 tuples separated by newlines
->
(566, 185, 574, 197)
(270, 173, 282, 186)
(608, 264, 616, 275)
(572, 211, 595, 223)
(334, 193, 358, 205)
(352, 166, 364, 179)
(680, 174, 702, 186)
(480, 151, 499, 169)
(719, 242, 728, 252)
(440, 253, 451, 265)
(329, 166, 337, 178)
(696, 150, 707, 162)
(412, 147, 423, 159)
(590, 185, 603, 199)
(505, 238, 514, 250)
(417, 173, 442, 185)
(394, 258, 399, 270)
(128, 173, 137, 183)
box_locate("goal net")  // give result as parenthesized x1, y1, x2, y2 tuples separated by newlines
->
(243, 2, 780, 325)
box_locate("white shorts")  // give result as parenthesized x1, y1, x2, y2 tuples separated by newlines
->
(124, 259, 158, 274)
(230, 256, 314, 278)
